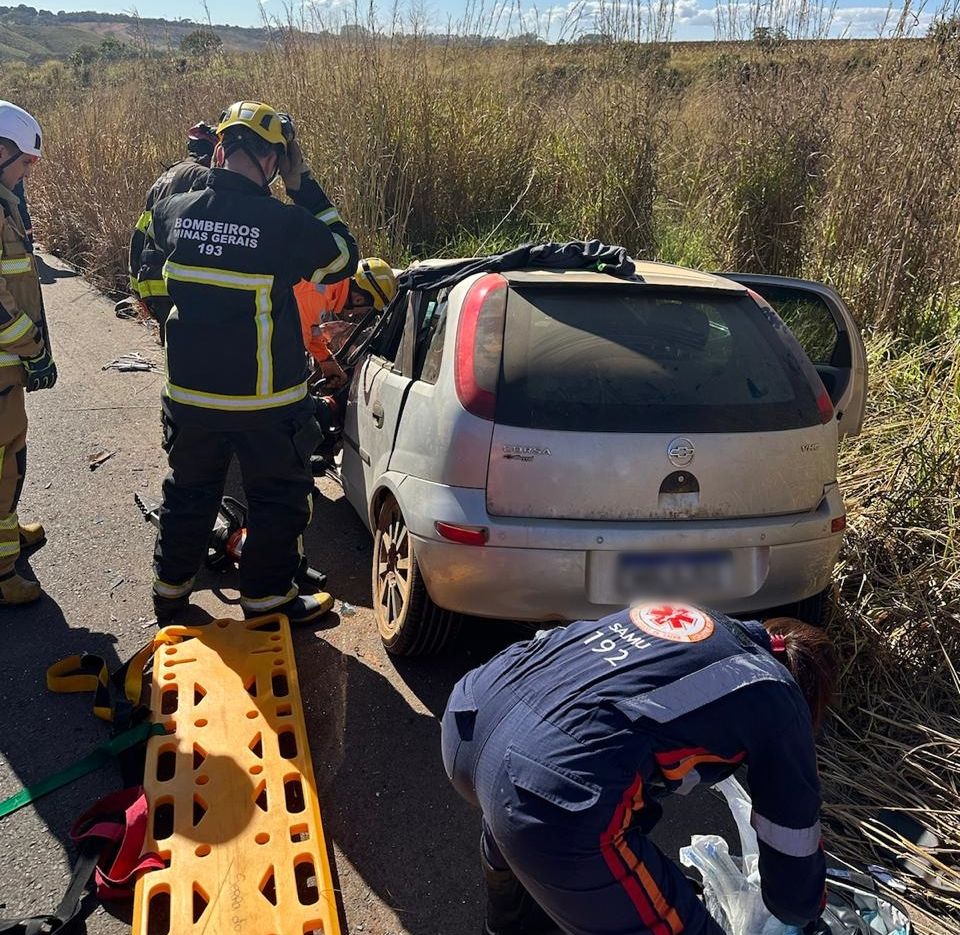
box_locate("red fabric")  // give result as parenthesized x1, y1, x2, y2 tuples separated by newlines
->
(770, 634, 788, 655)
(70, 786, 165, 901)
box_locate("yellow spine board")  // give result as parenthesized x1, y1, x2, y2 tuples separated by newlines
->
(132, 615, 341, 935)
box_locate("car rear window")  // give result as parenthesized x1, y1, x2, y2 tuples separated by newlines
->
(496, 285, 822, 433)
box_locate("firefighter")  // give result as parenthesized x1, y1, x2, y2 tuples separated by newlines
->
(129, 121, 218, 342)
(140, 101, 358, 624)
(0, 102, 55, 605)
(296, 256, 397, 387)
(441, 603, 837, 935)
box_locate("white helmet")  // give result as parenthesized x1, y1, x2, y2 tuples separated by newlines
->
(0, 101, 42, 159)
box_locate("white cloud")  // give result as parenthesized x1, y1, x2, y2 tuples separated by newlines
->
(829, 4, 932, 35)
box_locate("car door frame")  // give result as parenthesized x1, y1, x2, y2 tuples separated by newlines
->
(720, 272, 868, 437)
(341, 288, 434, 528)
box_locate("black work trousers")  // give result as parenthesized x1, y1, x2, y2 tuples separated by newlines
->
(153, 410, 321, 612)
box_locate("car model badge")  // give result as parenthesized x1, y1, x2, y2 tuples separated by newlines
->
(667, 437, 695, 467)
(503, 444, 551, 462)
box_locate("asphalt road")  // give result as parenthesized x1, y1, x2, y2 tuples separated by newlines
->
(0, 255, 733, 935)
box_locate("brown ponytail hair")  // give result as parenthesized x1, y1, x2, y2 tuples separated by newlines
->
(763, 617, 838, 729)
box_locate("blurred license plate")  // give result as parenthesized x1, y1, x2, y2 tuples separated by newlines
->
(617, 551, 733, 599)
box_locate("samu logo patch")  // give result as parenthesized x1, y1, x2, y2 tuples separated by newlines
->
(629, 603, 715, 643)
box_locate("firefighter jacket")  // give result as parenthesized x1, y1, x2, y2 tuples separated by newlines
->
(295, 278, 349, 361)
(0, 182, 45, 391)
(129, 157, 210, 299)
(456, 604, 827, 927)
(145, 167, 358, 426)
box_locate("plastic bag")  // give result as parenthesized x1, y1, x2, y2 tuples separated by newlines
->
(679, 778, 911, 935)
(679, 777, 799, 935)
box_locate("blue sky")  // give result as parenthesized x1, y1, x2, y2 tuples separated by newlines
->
(21, 0, 937, 41)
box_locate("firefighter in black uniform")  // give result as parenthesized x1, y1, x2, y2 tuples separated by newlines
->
(442, 604, 838, 935)
(129, 121, 217, 342)
(141, 101, 358, 624)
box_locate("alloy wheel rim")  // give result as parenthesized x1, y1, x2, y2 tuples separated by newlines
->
(377, 508, 411, 633)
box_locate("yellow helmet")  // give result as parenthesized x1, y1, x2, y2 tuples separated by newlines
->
(217, 101, 287, 149)
(354, 258, 398, 310)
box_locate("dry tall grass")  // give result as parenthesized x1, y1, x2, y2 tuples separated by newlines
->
(5, 27, 960, 338)
(2, 14, 959, 933)
(824, 336, 960, 933)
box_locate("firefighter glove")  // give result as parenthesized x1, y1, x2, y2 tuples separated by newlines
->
(22, 346, 57, 392)
(279, 139, 308, 192)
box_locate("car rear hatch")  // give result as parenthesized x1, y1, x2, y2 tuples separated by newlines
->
(484, 274, 838, 521)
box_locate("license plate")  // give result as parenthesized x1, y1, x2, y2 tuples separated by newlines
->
(617, 551, 734, 600)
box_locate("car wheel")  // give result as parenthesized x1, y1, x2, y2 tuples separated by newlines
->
(372, 495, 460, 656)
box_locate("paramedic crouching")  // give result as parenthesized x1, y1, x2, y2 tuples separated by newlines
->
(441, 602, 836, 935)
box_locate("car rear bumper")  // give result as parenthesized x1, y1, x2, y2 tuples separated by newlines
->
(398, 475, 845, 622)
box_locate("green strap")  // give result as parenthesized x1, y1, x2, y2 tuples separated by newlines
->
(0, 721, 165, 821)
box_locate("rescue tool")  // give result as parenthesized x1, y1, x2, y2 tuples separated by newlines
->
(134, 493, 327, 589)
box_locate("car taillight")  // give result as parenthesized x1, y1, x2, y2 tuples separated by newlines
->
(747, 288, 835, 426)
(831, 515, 847, 533)
(435, 521, 488, 546)
(455, 273, 508, 421)
(816, 389, 834, 424)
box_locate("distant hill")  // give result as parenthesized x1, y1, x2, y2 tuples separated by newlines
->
(0, 5, 273, 61)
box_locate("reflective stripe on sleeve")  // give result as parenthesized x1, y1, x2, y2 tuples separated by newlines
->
(0, 313, 36, 346)
(137, 279, 169, 298)
(751, 811, 822, 858)
(0, 351, 20, 367)
(316, 207, 341, 225)
(135, 210, 152, 233)
(0, 513, 18, 530)
(164, 381, 308, 412)
(309, 233, 351, 282)
(0, 257, 32, 276)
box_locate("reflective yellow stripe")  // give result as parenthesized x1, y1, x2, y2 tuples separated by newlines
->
(0, 313, 35, 346)
(0, 351, 21, 366)
(255, 280, 273, 396)
(137, 278, 168, 298)
(240, 586, 297, 612)
(164, 261, 272, 290)
(164, 261, 276, 398)
(309, 233, 351, 282)
(316, 207, 341, 225)
(0, 257, 32, 276)
(135, 210, 152, 233)
(152, 576, 194, 599)
(164, 381, 308, 412)
(0, 513, 17, 531)
(0, 539, 20, 558)
(129, 275, 139, 292)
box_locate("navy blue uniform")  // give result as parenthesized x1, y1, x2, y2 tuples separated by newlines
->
(140, 167, 357, 612)
(442, 604, 825, 935)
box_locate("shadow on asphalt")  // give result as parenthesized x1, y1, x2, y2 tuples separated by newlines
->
(0, 556, 124, 925)
(296, 637, 481, 934)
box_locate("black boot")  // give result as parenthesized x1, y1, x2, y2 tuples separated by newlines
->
(482, 853, 559, 935)
(244, 592, 334, 625)
(153, 593, 190, 623)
